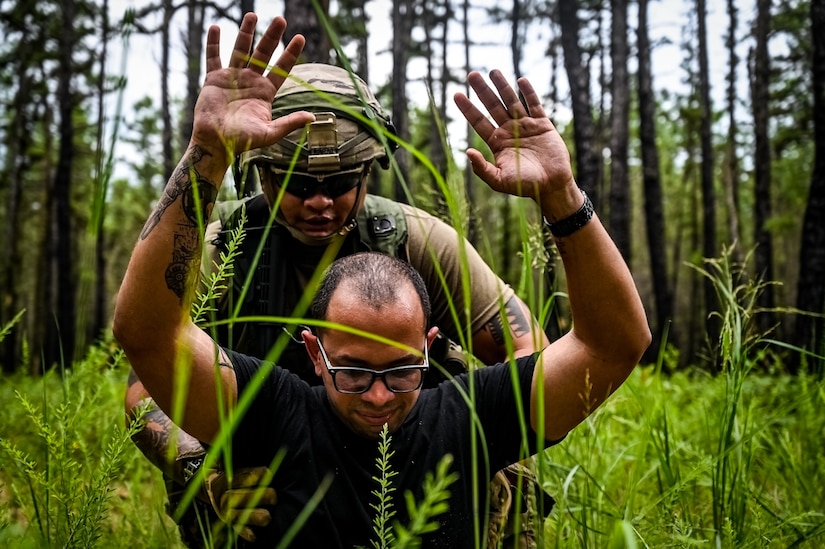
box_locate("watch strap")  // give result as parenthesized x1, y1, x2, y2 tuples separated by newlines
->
(543, 189, 594, 238)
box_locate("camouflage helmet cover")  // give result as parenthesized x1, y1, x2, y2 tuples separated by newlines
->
(240, 63, 396, 172)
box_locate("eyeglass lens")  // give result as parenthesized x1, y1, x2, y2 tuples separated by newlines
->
(335, 367, 424, 394)
(317, 338, 428, 394)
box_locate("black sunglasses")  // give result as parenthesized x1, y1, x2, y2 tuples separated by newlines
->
(267, 164, 366, 200)
(316, 338, 429, 394)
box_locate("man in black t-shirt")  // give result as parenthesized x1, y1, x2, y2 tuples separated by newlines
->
(223, 254, 547, 547)
(114, 12, 651, 548)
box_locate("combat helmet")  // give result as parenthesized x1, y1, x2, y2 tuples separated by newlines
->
(240, 63, 397, 173)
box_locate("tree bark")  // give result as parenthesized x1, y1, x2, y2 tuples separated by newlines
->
(795, 0, 825, 368)
(752, 0, 776, 335)
(422, 2, 448, 191)
(178, 1, 206, 155)
(511, 0, 523, 79)
(697, 0, 719, 355)
(723, 0, 743, 264)
(341, 0, 370, 78)
(462, 0, 477, 242)
(284, 0, 332, 63)
(557, 0, 602, 206)
(391, 0, 414, 203)
(637, 0, 673, 358)
(32, 97, 56, 376)
(91, 0, 111, 345)
(46, 0, 78, 369)
(1, 72, 32, 373)
(160, 0, 175, 180)
(608, 0, 630, 260)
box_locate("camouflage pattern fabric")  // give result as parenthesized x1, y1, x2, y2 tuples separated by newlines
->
(488, 461, 555, 549)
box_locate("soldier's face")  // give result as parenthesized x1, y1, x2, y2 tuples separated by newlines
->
(260, 164, 368, 239)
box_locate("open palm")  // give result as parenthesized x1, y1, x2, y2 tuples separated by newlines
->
(455, 70, 576, 202)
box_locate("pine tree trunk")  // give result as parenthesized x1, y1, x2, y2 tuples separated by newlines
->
(752, 0, 776, 334)
(723, 0, 743, 264)
(511, 0, 523, 78)
(179, 2, 205, 157)
(391, 0, 414, 203)
(1, 75, 31, 373)
(795, 0, 825, 369)
(557, 0, 602, 206)
(161, 0, 175, 180)
(637, 0, 673, 358)
(608, 0, 630, 260)
(284, 0, 332, 63)
(697, 0, 719, 357)
(462, 0, 476, 242)
(422, 4, 447, 195)
(352, 0, 370, 79)
(91, 0, 111, 345)
(46, 0, 78, 369)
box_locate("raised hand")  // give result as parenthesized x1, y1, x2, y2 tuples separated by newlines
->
(192, 13, 315, 160)
(454, 70, 576, 205)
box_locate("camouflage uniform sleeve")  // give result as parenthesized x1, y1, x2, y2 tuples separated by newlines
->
(401, 204, 515, 342)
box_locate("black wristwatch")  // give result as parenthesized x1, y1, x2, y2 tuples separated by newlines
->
(181, 456, 205, 485)
(543, 188, 594, 238)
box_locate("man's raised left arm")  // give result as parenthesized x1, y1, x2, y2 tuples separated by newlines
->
(455, 70, 651, 442)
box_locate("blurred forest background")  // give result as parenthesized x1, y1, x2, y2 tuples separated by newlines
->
(1, 0, 823, 373)
(2, 0, 825, 547)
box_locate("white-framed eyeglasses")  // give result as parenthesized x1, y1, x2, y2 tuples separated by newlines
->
(316, 337, 429, 394)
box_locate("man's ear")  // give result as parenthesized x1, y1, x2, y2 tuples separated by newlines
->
(301, 329, 324, 377)
(426, 326, 440, 349)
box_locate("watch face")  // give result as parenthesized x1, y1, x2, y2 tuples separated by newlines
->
(182, 457, 204, 484)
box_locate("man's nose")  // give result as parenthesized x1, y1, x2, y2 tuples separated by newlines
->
(360, 377, 395, 407)
(303, 189, 334, 210)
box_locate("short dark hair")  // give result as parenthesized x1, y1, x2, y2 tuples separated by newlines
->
(310, 252, 431, 329)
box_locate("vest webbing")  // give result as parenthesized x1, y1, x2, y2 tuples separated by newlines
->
(210, 194, 408, 374)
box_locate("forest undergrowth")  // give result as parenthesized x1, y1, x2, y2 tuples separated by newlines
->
(0, 332, 822, 548)
(1, 232, 824, 548)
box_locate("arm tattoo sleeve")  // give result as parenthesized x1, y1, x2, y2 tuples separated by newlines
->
(140, 146, 218, 240)
(130, 398, 207, 484)
(139, 145, 220, 301)
(165, 232, 200, 300)
(485, 295, 532, 346)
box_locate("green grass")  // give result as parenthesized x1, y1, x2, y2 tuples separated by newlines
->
(1, 337, 823, 548)
(0, 335, 182, 548)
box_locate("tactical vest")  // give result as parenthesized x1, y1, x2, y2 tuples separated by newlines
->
(208, 194, 409, 382)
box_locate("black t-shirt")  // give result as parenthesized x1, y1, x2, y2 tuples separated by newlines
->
(227, 350, 557, 548)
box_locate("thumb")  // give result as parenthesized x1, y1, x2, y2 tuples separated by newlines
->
(466, 149, 499, 187)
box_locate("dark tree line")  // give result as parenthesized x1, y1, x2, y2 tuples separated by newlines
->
(1, 0, 823, 375)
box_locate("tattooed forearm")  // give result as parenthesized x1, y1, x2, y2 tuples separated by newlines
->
(140, 145, 219, 240)
(137, 144, 221, 301)
(485, 295, 533, 346)
(131, 398, 206, 483)
(165, 231, 200, 300)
